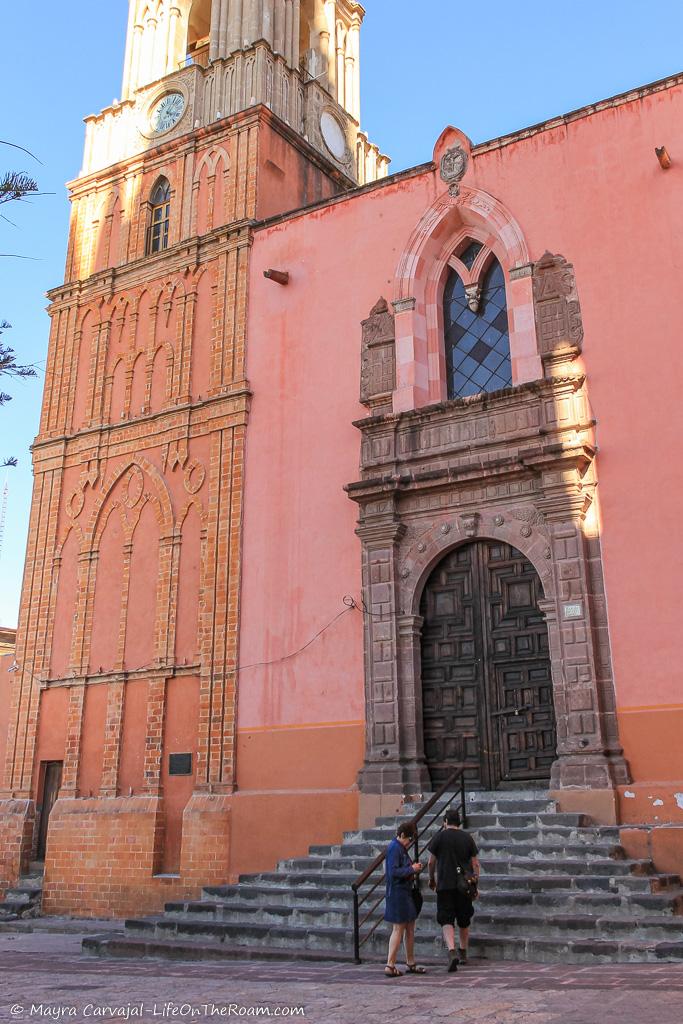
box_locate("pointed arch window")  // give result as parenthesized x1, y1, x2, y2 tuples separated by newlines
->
(444, 243, 512, 400)
(146, 178, 171, 255)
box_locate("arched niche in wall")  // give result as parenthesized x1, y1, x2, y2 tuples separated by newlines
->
(124, 499, 160, 672)
(50, 528, 80, 679)
(89, 505, 126, 674)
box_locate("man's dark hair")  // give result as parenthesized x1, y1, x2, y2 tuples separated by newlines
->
(444, 809, 461, 826)
(397, 820, 417, 839)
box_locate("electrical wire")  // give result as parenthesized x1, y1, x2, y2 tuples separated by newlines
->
(238, 595, 359, 672)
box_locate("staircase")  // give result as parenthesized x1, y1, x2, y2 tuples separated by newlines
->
(0, 867, 44, 922)
(85, 791, 683, 964)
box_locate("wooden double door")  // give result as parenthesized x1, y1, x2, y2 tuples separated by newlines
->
(420, 540, 557, 789)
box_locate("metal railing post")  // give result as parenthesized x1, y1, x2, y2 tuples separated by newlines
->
(460, 775, 467, 829)
(352, 888, 361, 964)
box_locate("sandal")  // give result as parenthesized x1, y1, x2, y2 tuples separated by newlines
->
(406, 964, 427, 974)
(384, 965, 403, 977)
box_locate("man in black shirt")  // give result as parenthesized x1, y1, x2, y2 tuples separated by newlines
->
(428, 808, 480, 971)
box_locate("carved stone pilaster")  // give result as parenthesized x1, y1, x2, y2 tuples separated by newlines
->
(532, 252, 584, 377)
(360, 297, 396, 415)
(356, 519, 429, 793)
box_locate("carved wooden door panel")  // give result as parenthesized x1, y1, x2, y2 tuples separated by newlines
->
(484, 542, 557, 783)
(420, 541, 556, 789)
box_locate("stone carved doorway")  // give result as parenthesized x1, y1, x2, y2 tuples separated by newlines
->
(420, 541, 556, 790)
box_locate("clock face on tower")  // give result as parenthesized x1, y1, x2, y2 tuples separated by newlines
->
(150, 92, 185, 133)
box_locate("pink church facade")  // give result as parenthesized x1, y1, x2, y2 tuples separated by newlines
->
(239, 75, 683, 873)
(1, 21, 682, 912)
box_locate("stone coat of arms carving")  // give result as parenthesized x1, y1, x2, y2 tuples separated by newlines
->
(439, 145, 469, 195)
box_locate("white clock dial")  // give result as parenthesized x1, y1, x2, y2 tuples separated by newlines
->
(151, 92, 185, 133)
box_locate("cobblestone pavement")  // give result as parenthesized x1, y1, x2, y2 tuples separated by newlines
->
(2, 931, 683, 1024)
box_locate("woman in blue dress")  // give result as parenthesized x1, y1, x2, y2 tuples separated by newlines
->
(384, 821, 426, 976)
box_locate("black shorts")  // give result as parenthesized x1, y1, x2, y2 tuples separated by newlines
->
(436, 889, 475, 928)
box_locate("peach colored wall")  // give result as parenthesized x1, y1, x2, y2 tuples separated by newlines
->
(161, 675, 200, 873)
(78, 684, 107, 797)
(243, 82, 683, 796)
(118, 679, 148, 795)
(256, 122, 341, 220)
(33, 688, 69, 771)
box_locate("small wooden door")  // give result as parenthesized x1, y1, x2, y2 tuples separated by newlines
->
(36, 761, 63, 860)
(420, 541, 556, 789)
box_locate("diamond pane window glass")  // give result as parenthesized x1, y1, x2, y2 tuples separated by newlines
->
(444, 258, 512, 400)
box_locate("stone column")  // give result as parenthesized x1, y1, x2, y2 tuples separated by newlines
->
(273, 0, 286, 55)
(210, 0, 222, 60)
(538, 492, 630, 822)
(291, 0, 300, 67)
(323, 0, 336, 94)
(167, 5, 182, 73)
(348, 14, 360, 120)
(262, 0, 275, 46)
(284, 0, 294, 64)
(356, 518, 431, 796)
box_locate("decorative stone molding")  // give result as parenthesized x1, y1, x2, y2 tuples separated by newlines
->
(346, 372, 630, 797)
(532, 251, 584, 376)
(360, 298, 396, 414)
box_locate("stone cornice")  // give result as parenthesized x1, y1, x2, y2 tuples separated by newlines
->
(43, 661, 201, 690)
(353, 376, 586, 432)
(47, 223, 254, 307)
(31, 386, 252, 462)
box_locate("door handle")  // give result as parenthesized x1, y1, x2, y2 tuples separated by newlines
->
(491, 703, 532, 718)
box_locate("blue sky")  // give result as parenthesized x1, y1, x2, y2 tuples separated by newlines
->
(1, 0, 682, 627)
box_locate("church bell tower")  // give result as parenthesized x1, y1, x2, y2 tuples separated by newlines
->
(1, 0, 387, 915)
(83, 0, 388, 183)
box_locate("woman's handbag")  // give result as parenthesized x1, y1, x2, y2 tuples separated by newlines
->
(411, 878, 424, 915)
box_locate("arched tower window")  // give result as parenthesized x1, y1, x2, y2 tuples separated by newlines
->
(187, 0, 211, 66)
(146, 178, 171, 255)
(444, 244, 511, 400)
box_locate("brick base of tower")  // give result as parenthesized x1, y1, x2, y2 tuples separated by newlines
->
(31, 789, 358, 918)
(0, 800, 34, 899)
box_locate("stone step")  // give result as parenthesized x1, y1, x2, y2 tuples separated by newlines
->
(403, 795, 556, 815)
(197, 883, 683, 918)
(468, 909, 683, 942)
(84, 931, 683, 966)
(0, 876, 42, 922)
(160, 899, 683, 942)
(364, 812, 593, 834)
(475, 825, 621, 843)
(274, 854, 648, 877)
(165, 901, 351, 928)
(235, 868, 670, 897)
(286, 841, 627, 868)
(478, 888, 683, 917)
(116, 914, 683, 965)
(335, 828, 620, 854)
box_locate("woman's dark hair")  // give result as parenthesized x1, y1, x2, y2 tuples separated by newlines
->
(397, 820, 417, 839)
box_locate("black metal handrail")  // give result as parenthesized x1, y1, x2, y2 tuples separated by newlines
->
(350, 768, 468, 963)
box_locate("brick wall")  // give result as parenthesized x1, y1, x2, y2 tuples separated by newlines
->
(42, 796, 192, 917)
(0, 800, 33, 898)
